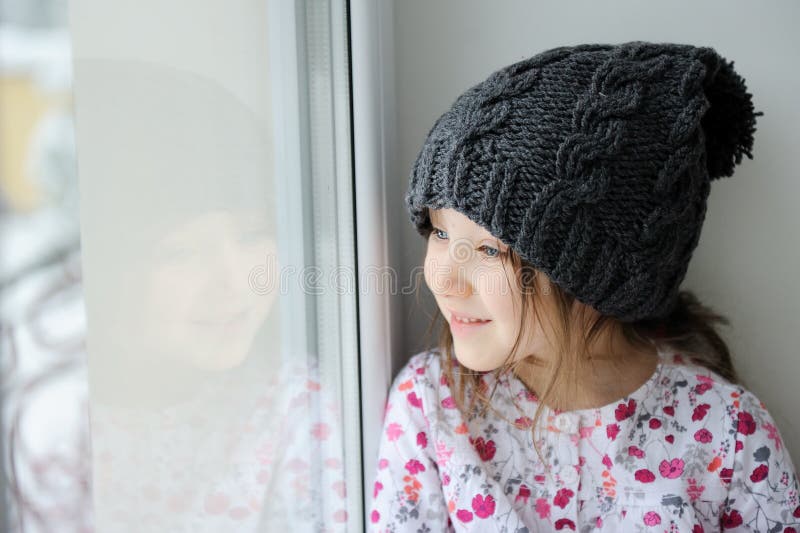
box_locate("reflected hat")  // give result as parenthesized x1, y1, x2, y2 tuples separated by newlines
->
(405, 41, 762, 322)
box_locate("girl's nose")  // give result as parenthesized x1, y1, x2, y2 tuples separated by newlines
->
(441, 243, 474, 297)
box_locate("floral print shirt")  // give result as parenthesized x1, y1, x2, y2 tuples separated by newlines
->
(369, 346, 799, 532)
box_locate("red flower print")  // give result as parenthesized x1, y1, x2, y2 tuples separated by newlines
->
(649, 418, 662, 429)
(794, 505, 800, 518)
(659, 458, 685, 479)
(695, 382, 712, 395)
(720, 468, 733, 484)
(693, 525, 704, 533)
(665, 434, 675, 444)
(473, 437, 497, 462)
(615, 399, 636, 421)
(692, 403, 710, 421)
(737, 411, 756, 435)
(471, 494, 496, 518)
(663, 405, 675, 416)
(404, 459, 426, 475)
(516, 484, 531, 504)
(635, 469, 656, 483)
(456, 509, 473, 522)
(606, 423, 620, 440)
(602, 454, 613, 469)
(555, 518, 576, 530)
(643, 511, 661, 526)
(735, 440, 743, 452)
(721, 509, 743, 528)
(407, 392, 422, 409)
(750, 464, 769, 483)
(694, 428, 713, 443)
(416, 431, 427, 448)
(628, 446, 645, 458)
(553, 488, 574, 508)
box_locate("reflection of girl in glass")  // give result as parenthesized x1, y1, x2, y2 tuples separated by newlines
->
(77, 59, 346, 532)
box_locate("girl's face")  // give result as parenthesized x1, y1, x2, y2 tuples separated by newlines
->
(423, 208, 546, 371)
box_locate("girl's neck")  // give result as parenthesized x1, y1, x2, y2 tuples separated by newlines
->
(514, 342, 660, 412)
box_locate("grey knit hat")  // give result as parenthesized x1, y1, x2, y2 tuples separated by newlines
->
(406, 41, 761, 322)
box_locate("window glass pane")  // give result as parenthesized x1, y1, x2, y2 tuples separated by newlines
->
(1, 0, 360, 531)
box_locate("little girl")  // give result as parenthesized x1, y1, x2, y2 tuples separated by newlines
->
(369, 41, 799, 531)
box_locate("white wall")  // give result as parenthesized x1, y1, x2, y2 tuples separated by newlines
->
(391, 0, 800, 463)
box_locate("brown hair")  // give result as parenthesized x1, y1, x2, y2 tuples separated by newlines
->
(415, 232, 740, 466)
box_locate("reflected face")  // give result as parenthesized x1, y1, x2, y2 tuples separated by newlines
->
(141, 209, 278, 370)
(423, 208, 546, 372)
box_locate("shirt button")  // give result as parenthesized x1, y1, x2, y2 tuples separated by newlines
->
(554, 414, 576, 434)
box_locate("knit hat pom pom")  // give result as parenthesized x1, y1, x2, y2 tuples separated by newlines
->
(702, 56, 763, 180)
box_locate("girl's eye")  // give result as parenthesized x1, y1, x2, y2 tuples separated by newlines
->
(432, 228, 448, 241)
(478, 245, 501, 258)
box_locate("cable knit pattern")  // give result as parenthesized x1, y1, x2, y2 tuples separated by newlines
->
(405, 41, 762, 322)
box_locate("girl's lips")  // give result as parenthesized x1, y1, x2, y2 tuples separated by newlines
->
(448, 311, 491, 337)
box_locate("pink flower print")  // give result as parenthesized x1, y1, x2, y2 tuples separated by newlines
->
(692, 403, 710, 421)
(435, 441, 453, 467)
(332, 480, 346, 498)
(404, 459, 426, 475)
(534, 497, 549, 518)
(442, 473, 450, 486)
(606, 423, 620, 440)
(721, 509, 743, 528)
(378, 458, 389, 469)
(370, 510, 380, 523)
(204, 492, 230, 515)
(635, 469, 656, 483)
(473, 437, 496, 462)
(659, 458, 685, 479)
(373, 481, 383, 498)
(602, 454, 613, 469)
(553, 488, 574, 508)
(750, 464, 769, 483)
(456, 509, 473, 522)
(764, 421, 782, 450)
(686, 477, 705, 502)
(649, 418, 662, 429)
(516, 484, 531, 505)
(643, 511, 661, 526)
(614, 399, 636, 421)
(386, 422, 403, 442)
(312, 422, 330, 440)
(471, 494, 496, 518)
(441, 396, 456, 409)
(515, 416, 533, 429)
(628, 446, 645, 458)
(579, 425, 594, 439)
(416, 431, 427, 448)
(407, 392, 422, 409)
(554, 518, 576, 530)
(663, 405, 675, 416)
(694, 428, 713, 443)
